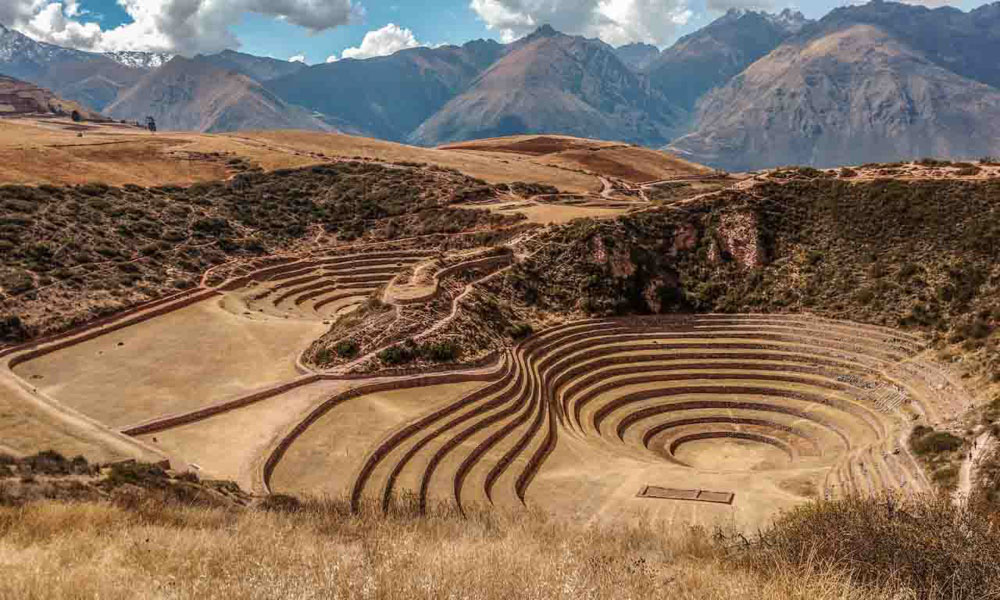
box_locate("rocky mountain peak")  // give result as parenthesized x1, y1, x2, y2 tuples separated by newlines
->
(768, 8, 809, 33)
(527, 25, 560, 40)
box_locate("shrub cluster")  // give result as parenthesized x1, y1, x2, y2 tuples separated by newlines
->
(377, 339, 461, 365)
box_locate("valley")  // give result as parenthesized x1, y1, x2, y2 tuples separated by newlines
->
(2, 3, 1000, 597)
(1, 118, 997, 535)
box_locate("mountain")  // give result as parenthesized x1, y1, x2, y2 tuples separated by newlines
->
(646, 9, 809, 112)
(615, 43, 660, 71)
(813, 1, 1000, 89)
(668, 20, 1000, 170)
(104, 56, 332, 133)
(266, 40, 506, 141)
(0, 24, 147, 111)
(0, 73, 106, 120)
(198, 49, 305, 82)
(410, 26, 684, 147)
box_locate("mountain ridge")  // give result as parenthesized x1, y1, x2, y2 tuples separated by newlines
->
(669, 3, 1000, 170)
(410, 27, 684, 147)
(3, 2, 1000, 167)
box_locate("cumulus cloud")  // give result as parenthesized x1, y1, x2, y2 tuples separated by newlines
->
(328, 23, 422, 62)
(470, 0, 693, 47)
(289, 53, 306, 63)
(1, 0, 360, 55)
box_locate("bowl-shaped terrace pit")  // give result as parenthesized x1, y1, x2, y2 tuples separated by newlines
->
(270, 313, 956, 528)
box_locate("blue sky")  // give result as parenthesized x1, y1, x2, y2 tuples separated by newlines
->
(73, 0, 495, 61)
(13, 0, 999, 63)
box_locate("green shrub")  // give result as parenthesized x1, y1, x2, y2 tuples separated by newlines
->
(106, 461, 168, 487)
(377, 344, 416, 366)
(335, 340, 359, 359)
(419, 341, 460, 362)
(508, 322, 534, 339)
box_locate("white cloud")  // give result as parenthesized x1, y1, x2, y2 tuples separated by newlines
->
(1, 0, 360, 55)
(338, 23, 422, 60)
(289, 54, 306, 63)
(470, 0, 693, 47)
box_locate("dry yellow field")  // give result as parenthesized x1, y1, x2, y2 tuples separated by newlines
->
(0, 119, 714, 196)
(270, 381, 489, 498)
(12, 298, 325, 428)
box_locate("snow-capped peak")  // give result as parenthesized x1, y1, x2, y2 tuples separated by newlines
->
(103, 50, 173, 69)
(767, 9, 809, 34)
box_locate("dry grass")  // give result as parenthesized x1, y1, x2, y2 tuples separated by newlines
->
(0, 494, 896, 600)
(730, 493, 1000, 599)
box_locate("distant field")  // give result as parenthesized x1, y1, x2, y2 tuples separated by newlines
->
(442, 135, 713, 183)
(0, 120, 713, 195)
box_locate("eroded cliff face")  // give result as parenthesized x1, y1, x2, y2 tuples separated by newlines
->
(710, 210, 763, 270)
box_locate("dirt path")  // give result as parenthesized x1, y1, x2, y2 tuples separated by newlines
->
(954, 431, 994, 507)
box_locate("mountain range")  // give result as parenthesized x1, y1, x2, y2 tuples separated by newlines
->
(3, 2, 1000, 170)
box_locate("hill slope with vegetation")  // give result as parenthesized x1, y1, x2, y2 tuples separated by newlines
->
(0, 162, 520, 343)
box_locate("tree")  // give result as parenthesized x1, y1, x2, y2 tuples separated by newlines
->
(70, 110, 81, 123)
(146, 116, 157, 133)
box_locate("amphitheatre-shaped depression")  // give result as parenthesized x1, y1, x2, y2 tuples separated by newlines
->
(269, 313, 941, 527)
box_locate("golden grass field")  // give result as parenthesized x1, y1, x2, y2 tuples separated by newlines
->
(0, 497, 911, 600)
(0, 119, 698, 193)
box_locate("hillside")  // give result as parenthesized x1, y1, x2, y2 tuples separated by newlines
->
(0, 23, 149, 111)
(4, 4, 1000, 168)
(267, 41, 506, 141)
(104, 56, 332, 133)
(2, 483, 998, 599)
(0, 74, 105, 120)
(669, 23, 1000, 170)
(199, 49, 305, 82)
(410, 26, 684, 147)
(614, 42, 660, 71)
(2, 164, 1000, 600)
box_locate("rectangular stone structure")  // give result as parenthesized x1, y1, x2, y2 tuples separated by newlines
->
(637, 485, 734, 505)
